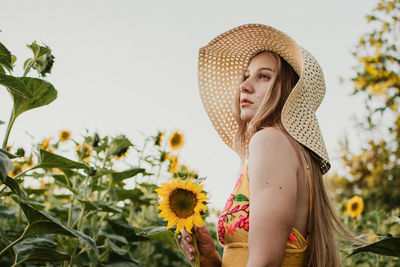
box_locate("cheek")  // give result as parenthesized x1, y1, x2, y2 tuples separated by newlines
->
(257, 84, 271, 100)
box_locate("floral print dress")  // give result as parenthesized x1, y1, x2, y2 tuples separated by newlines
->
(217, 161, 313, 267)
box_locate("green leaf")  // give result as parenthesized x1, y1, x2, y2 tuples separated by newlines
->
(0, 42, 12, 71)
(233, 194, 249, 202)
(77, 199, 99, 211)
(0, 150, 13, 181)
(51, 174, 77, 194)
(111, 168, 146, 184)
(15, 198, 98, 255)
(0, 234, 16, 263)
(0, 74, 31, 98)
(109, 135, 133, 157)
(27, 42, 51, 60)
(105, 233, 128, 245)
(0, 205, 18, 218)
(348, 237, 400, 257)
(105, 237, 128, 256)
(14, 237, 70, 264)
(135, 226, 179, 249)
(9, 77, 57, 119)
(0, 148, 19, 159)
(108, 219, 179, 249)
(92, 201, 122, 213)
(24, 188, 47, 196)
(108, 219, 147, 242)
(2, 176, 27, 199)
(52, 174, 68, 185)
(0, 120, 4, 125)
(115, 188, 144, 202)
(34, 149, 89, 171)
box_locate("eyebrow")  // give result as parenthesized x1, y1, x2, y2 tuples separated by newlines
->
(244, 67, 275, 73)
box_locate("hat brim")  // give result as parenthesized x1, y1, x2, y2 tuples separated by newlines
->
(198, 24, 330, 174)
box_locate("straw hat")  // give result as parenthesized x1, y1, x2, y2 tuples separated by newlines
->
(198, 24, 330, 174)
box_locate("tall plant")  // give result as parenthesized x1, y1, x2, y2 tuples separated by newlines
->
(327, 0, 400, 264)
(0, 37, 217, 266)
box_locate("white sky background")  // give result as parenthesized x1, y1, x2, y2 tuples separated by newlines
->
(0, 0, 377, 211)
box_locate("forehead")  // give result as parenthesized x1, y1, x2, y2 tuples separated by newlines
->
(245, 52, 278, 72)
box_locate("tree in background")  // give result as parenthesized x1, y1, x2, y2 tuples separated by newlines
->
(328, 0, 400, 265)
(334, 0, 400, 213)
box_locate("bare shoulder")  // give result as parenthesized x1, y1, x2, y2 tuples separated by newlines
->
(249, 127, 289, 146)
(248, 127, 299, 177)
(249, 127, 297, 157)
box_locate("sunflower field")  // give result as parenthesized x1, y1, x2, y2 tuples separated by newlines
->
(1, 0, 400, 266)
(0, 40, 221, 266)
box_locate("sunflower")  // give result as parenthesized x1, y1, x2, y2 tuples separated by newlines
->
(59, 130, 71, 142)
(76, 143, 93, 163)
(155, 177, 209, 233)
(41, 138, 52, 150)
(168, 155, 179, 174)
(160, 151, 170, 162)
(168, 130, 184, 150)
(113, 147, 129, 160)
(8, 162, 24, 178)
(347, 195, 364, 218)
(155, 131, 164, 146)
(26, 155, 34, 168)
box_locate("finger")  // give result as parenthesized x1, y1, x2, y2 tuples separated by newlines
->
(179, 237, 194, 256)
(181, 228, 193, 244)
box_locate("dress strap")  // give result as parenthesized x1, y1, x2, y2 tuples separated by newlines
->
(305, 163, 313, 236)
(243, 158, 249, 176)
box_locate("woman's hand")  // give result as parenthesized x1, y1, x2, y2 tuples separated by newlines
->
(179, 225, 222, 266)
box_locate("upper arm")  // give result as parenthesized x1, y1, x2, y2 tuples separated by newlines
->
(246, 128, 299, 267)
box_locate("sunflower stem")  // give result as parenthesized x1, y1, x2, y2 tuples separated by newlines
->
(191, 232, 200, 267)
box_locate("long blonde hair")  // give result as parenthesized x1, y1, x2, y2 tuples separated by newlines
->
(232, 51, 368, 266)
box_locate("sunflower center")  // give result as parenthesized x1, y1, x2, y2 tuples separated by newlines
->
(169, 188, 198, 218)
(171, 135, 181, 146)
(61, 132, 70, 139)
(351, 202, 359, 211)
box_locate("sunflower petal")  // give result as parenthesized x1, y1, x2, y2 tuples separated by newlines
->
(193, 213, 203, 227)
(166, 218, 177, 229)
(185, 216, 194, 234)
(176, 219, 186, 233)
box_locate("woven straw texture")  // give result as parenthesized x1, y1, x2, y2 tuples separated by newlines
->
(198, 24, 330, 174)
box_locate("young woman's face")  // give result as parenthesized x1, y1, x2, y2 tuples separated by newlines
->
(239, 52, 278, 122)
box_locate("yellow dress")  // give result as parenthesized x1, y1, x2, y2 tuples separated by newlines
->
(217, 161, 312, 267)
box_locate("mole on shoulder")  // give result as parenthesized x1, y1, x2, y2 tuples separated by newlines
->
(279, 186, 282, 189)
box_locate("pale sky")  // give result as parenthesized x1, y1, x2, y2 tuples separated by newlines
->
(1, 0, 377, 211)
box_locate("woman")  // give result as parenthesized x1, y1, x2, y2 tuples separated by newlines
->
(179, 24, 364, 267)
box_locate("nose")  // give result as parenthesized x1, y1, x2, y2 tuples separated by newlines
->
(240, 77, 254, 94)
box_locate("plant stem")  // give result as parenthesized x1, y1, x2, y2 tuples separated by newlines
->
(128, 201, 135, 225)
(98, 249, 110, 262)
(138, 137, 149, 169)
(2, 112, 16, 150)
(191, 232, 200, 267)
(13, 166, 35, 180)
(155, 141, 168, 183)
(0, 226, 27, 258)
(22, 59, 34, 77)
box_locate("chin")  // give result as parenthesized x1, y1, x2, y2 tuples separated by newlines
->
(240, 113, 252, 123)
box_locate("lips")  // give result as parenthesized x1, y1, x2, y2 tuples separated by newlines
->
(241, 98, 253, 104)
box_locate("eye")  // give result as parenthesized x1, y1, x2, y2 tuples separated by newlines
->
(259, 74, 270, 80)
